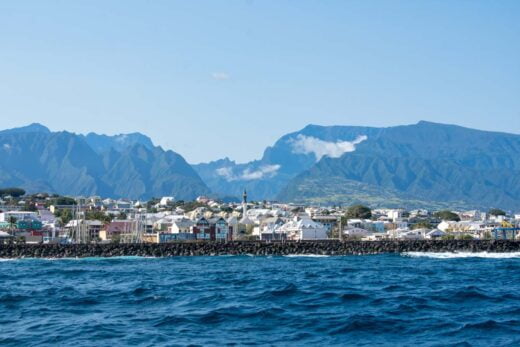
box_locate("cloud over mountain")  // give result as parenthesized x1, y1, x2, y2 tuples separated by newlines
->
(290, 134, 368, 161)
(216, 165, 281, 181)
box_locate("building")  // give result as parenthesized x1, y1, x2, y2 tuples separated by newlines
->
(191, 217, 212, 240)
(99, 220, 136, 241)
(311, 215, 338, 234)
(239, 189, 254, 226)
(0, 211, 39, 223)
(278, 216, 328, 241)
(255, 216, 286, 241)
(210, 217, 230, 241)
(169, 218, 194, 234)
(64, 220, 104, 241)
(159, 197, 175, 207)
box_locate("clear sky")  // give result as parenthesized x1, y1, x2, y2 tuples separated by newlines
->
(0, 0, 519, 163)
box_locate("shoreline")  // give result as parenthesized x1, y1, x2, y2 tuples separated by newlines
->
(1, 240, 519, 258)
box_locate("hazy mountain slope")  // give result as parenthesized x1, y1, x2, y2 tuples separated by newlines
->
(83, 132, 154, 154)
(196, 121, 520, 209)
(278, 122, 520, 209)
(193, 124, 375, 200)
(0, 124, 210, 199)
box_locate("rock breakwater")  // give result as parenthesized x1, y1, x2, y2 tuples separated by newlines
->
(1, 240, 519, 258)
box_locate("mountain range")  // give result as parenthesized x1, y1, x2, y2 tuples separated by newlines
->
(194, 121, 520, 210)
(0, 123, 210, 200)
(1, 121, 519, 210)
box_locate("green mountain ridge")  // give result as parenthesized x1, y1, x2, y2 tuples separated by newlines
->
(0, 125, 210, 200)
(196, 121, 520, 210)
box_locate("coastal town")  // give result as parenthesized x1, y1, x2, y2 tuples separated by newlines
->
(0, 188, 519, 245)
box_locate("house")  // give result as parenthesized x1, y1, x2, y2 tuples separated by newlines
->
(99, 220, 136, 241)
(196, 196, 211, 204)
(159, 197, 175, 207)
(343, 228, 371, 239)
(278, 216, 328, 241)
(0, 211, 39, 223)
(387, 209, 405, 222)
(191, 217, 212, 240)
(311, 215, 338, 233)
(209, 217, 230, 241)
(227, 216, 240, 239)
(425, 229, 446, 239)
(169, 218, 194, 234)
(398, 229, 425, 240)
(256, 217, 286, 241)
(64, 220, 104, 241)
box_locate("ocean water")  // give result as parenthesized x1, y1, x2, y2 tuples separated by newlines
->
(1, 254, 520, 346)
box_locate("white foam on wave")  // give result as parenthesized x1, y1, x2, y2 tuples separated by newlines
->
(0, 256, 157, 262)
(284, 254, 330, 258)
(402, 252, 520, 259)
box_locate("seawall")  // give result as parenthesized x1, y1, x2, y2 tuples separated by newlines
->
(1, 240, 519, 258)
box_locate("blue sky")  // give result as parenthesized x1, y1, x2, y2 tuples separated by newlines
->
(0, 0, 519, 163)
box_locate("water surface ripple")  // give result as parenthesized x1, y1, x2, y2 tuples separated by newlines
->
(1, 254, 519, 346)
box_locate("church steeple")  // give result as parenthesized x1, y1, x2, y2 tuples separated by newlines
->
(239, 188, 253, 226)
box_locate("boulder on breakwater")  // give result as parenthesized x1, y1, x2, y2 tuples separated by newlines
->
(0, 240, 519, 258)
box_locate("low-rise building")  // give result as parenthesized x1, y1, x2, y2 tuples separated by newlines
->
(278, 216, 328, 241)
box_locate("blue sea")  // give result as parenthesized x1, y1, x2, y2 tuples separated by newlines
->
(1, 253, 520, 346)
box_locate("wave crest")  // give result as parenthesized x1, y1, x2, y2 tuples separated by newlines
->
(402, 252, 520, 259)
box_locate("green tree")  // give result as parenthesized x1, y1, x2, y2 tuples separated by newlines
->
(0, 188, 26, 198)
(411, 221, 433, 230)
(488, 208, 506, 216)
(24, 202, 38, 212)
(434, 210, 460, 221)
(55, 209, 73, 225)
(345, 205, 372, 219)
(85, 211, 112, 223)
(51, 196, 77, 206)
(220, 207, 233, 213)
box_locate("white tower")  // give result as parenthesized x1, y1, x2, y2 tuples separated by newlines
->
(242, 189, 248, 218)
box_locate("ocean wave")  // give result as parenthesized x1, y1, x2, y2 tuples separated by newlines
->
(402, 252, 520, 259)
(0, 256, 158, 262)
(3, 254, 520, 345)
(284, 254, 330, 258)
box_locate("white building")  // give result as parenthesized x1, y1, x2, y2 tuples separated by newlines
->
(0, 211, 39, 222)
(343, 228, 371, 239)
(169, 218, 194, 233)
(278, 216, 328, 241)
(159, 197, 175, 207)
(425, 229, 446, 239)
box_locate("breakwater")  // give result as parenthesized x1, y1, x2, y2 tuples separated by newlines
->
(1, 240, 519, 258)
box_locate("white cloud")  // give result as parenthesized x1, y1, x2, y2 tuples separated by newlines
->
(290, 134, 368, 161)
(216, 167, 234, 181)
(2, 144, 11, 150)
(216, 165, 281, 181)
(241, 165, 281, 180)
(211, 72, 230, 80)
